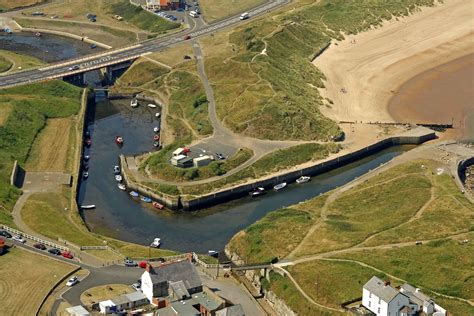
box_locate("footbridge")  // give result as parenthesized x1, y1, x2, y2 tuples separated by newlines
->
(0, 0, 288, 89)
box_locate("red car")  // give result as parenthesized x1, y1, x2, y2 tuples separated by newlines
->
(139, 261, 148, 269)
(33, 243, 47, 250)
(62, 251, 74, 259)
(184, 35, 191, 40)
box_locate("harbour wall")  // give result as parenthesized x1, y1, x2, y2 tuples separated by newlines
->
(122, 128, 435, 211)
(457, 156, 474, 203)
(180, 130, 436, 210)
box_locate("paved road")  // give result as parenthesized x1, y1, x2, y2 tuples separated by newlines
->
(0, 0, 288, 89)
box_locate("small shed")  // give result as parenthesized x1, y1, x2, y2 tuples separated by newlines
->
(65, 305, 90, 316)
(171, 154, 187, 166)
(193, 155, 213, 168)
(99, 300, 116, 314)
(125, 291, 149, 307)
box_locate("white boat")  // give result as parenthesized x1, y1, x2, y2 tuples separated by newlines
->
(155, 112, 161, 118)
(296, 176, 311, 184)
(249, 187, 265, 197)
(129, 191, 139, 197)
(82, 171, 89, 179)
(118, 183, 126, 191)
(115, 175, 123, 182)
(153, 127, 160, 133)
(114, 165, 120, 174)
(208, 250, 218, 257)
(81, 205, 96, 209)
(131, 99, 138, 108)
(147, 103, 157, 108)
(150, 238, 161, 248)
(273, 182, 287, 191)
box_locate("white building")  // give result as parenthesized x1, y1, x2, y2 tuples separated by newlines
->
(145, 0, 161, 10)
(400, 283, 447, 316)
(362, 276, 410, 316)
(98, 300, 116, 314)
(65, 305, 90, 316)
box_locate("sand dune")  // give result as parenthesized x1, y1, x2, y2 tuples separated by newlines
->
(314, 0, 474, 123)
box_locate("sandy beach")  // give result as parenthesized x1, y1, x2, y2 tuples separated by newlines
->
(314, 0, 474, 124)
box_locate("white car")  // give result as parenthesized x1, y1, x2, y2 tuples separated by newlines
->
(12, 235, 26, 243)
(66, 276, 79, 287)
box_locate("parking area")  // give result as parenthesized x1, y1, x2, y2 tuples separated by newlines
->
(188, 139, 238, 161)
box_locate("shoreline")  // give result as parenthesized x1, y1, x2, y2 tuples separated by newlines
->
(314, 0, 474, 125)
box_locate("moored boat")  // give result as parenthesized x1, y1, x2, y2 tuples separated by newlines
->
(155, 112, 161, 118)
(153, 141, 160, 148)
(115, 136, 124, 146)
(153, 134, 160, 141)
(147, 103, 157, 108)
(141, 196, 152, 203)
(82, 171, 89, 179)
(85, 138, 92, 147)
(129, 191, 139, 197)
(296, 176, 311, 184)
(113, 165, 120, 174)
(131, 99, 138, 108)
(249, 187, 265, 197)
(150, 238, 161, 248)
(83, 155, 90, 161)
(153, 126, 160, 133)
(118, 183, 126, 191)
(273, 182, 287, 191)
(152, 201, 164, 209)
(80, 204, 96, 209)
(115, 175, 123, 182)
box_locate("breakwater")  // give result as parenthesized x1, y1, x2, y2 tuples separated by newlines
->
(122, 127, 436, 211)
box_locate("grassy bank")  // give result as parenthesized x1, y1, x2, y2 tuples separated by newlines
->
(199, 0, 266, 23)
(0, 50, 44, 74)
(201, 0, 437, 141)
(0, 81, 82, 222)
(0, 55, 12, 73)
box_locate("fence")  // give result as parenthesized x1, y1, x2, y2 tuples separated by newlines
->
(1, 225, 70, 252)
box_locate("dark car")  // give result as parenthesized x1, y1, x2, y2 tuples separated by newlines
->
(48, 248, 62, 255)
(0, 230, 12, 238)
(184, 35, 191, 40)
(216, 153, 226, 160)
(34, 243, 47, 250)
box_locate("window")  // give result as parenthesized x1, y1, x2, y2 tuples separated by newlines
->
(369, 292, 372, 298)
(378, 307, 381, 314)
(378, 297, 381, 304)
(369, 301, 371, 307)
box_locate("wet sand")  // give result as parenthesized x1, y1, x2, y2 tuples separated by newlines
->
(388, 53, 474, 141)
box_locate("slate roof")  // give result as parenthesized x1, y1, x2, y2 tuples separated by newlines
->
(400, 283, 433, 307)
(363, 276, 400, 303)
(170, 280, 190, 299)
(125, 291, 147, 302)
(149, 260, 202, 290)
(216, 304, 245, 316)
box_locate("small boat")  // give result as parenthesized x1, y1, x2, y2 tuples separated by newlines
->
(152, 201, 164, 209)
(81, 204, 96, 209)
(153, 134, 160, 141)
(147, 103, 157, 108)
(273, 182, 287, 191)
(113, 165, 120, 174)
(115, 136, 124, 146)
(249, 187, 265, 197)
(131, 99, 138, 108)
(83, 164, 89, 171)
(85, 139, 92, 147)
(129, 191, 139, 197)
(82, 171, 89, 179)
(296, 176, 310, 184)
(150, 238, 161, 248)
(115, 175, 123, 182)
(153, 141, 160, 148)
(35, 32, 41, 37)
(155, 113, 161, 118)
(90, 44, 97, 49)
(208, 250, 218, 257)
(118, 183, 126, 191)
(141, 196, 152, 203)
(153, 127, 160, 133)
(83, 155, 90, 161)
(85, 130, 90, 137)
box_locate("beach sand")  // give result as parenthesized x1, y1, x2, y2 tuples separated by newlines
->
(313, 0, 474, 124)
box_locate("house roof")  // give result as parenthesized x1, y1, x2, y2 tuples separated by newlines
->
(164, 301, 200, 315)
(190, 291, 222, 311)
(99, 300, 115, 307)
(170, 280, 190, 298)
(149, 260, 202, 290)
(125, 291, 147, 302)
(65, 305, 90, 316)
(216, 304, 245, 316)
(363, 276, 400, 303)
(400, 283, 433, 307)
(111, 295, 131, 305)
(400, 306, 412, 313)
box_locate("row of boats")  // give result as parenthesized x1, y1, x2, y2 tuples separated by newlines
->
(128, 191, 165, 209)
(249, 175, 311, 197)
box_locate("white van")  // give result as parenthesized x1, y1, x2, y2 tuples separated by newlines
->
(189, 11, 198, 18)
(240, 12, 249, 20)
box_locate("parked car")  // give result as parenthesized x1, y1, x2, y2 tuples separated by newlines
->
(0, 230, 12, 238)
(33, 243, 47, 250)
(62, 251, 74, 259)
(124, 259, 138, 267)
(48, 248, 62, 255)
(68, 65, 80, 71)
(216, 153, 226, 160)
(184, 35, 191, 40)
(131, 282, 141, 291)
(12, 235, 26, 243)
(66, 276, 79, 287)
(415, 241, 423, 245)
(176, 8, 184, 12)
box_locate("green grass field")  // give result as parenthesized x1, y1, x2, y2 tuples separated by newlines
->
(199, 0, 267, 23)
(0, 81, 82, 219)
(0, 50, 45, 74)
(0, 55, 12, 73)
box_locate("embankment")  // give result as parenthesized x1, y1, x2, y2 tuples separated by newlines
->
(122, 127, 436, 211)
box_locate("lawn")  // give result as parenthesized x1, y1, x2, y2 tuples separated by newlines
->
(147, 43, 194, 68)
(25, 117, 76, 172)
(0, 49, 44, 74)
(105, 238, 178, 258)
(199, 0, 267, 23)
(0, 103, 13, 126)
(81, 284, 134, 305)
(0, 247, 76, 315)
(21, 190, 103, 246)
(0, 80, 82, 216)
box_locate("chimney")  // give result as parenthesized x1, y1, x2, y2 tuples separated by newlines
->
(384, 280, 391, 287)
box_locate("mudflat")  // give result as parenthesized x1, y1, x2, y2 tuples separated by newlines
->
(314, 0, 474, 124)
